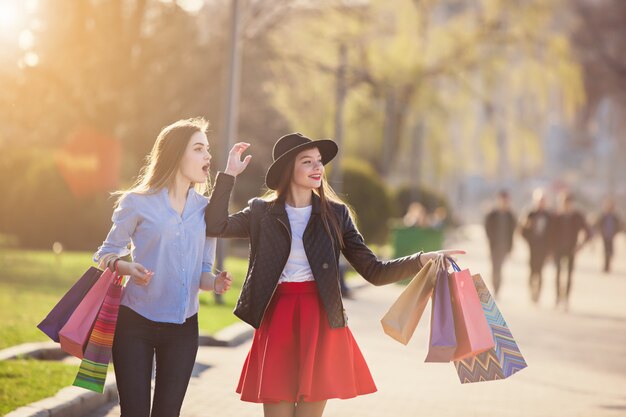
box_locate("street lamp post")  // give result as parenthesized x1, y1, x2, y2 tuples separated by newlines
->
(330, 43, 347, 194)
(214, 0, 242, 304)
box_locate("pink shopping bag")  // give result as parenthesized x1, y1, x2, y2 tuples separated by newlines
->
(59, 267, 116, 359)
(448, 260, 495, 361)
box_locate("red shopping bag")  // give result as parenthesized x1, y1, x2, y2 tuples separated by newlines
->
(59, 267, 116, 358)
(448, 260, 495, 361)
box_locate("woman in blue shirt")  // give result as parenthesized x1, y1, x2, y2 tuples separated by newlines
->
(94, 117, 232, 417)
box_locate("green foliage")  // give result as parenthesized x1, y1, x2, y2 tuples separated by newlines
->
(0, 147, 113, 250)
(340, 158, 392, 244)
(0, 0, 289, 248)
(265, 0, 585, 181)
(0, 359, 77, 416)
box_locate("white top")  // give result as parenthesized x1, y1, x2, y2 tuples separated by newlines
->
(279, 204, 315, 283)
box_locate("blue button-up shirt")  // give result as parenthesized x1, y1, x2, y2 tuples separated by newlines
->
(94, 187, 216, 324)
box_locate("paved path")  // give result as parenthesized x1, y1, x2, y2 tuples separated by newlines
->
(88, 226, 626, 417)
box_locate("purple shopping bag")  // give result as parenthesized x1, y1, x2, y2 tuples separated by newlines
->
(424, 259, 457, 362)
(37, 267, 103, 342)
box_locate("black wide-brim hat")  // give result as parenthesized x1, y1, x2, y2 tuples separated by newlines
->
(265, 132, 338, 190)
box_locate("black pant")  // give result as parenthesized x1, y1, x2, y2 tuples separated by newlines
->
(603, 237, 614, 272)
(490, 248, 507, 296)
(112, 306, 199, 417)
(555, 251, 575, 304)
(528, 247, 548, 302)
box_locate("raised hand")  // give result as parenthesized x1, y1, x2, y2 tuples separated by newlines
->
(224, 142, 252, 177)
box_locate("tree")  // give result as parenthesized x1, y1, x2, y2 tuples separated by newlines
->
(263, 0, 584, 183)
(0, 0, 295, 248)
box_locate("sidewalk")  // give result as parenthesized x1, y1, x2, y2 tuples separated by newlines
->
(88, 226, 626, 417)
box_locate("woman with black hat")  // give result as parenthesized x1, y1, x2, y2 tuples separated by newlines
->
(206, 133, 463, 417)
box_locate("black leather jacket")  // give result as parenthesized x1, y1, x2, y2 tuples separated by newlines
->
(205, 172, 422, 328)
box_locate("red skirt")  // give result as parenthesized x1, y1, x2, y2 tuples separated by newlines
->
(236, 281, 377, 403)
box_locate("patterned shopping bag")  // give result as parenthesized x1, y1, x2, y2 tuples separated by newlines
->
(454, 274, 527, 383)
(73, 274, 124, 393)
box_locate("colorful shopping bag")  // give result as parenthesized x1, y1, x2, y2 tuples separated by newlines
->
(381, 259, 436, 345)
(448, 260, 495, 361)
(424, 257, 457, 362)
(59, 268, 116, 358)
(454, 274, 527, 383)
(38, 267, 103, 342)
(73, 274, 124, 393)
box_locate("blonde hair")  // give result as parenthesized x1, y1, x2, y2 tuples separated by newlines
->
(114, 117, 210, 206)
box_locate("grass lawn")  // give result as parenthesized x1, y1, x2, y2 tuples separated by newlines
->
(0, 249, 248, 350)
(0, 249, 249, 416)
(0, 359, 77, 416)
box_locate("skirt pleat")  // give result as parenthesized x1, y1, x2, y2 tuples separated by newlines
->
(236, 281, 377, 403)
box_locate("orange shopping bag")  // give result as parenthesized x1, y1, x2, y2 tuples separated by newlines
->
(380, 259, 436, 345)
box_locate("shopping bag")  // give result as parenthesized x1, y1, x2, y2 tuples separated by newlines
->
(37, 267, 103, 342)
(448, 260, 495, 361)
(381, 259, 436, 345)
(454, 274, 527, 383)
(424, 256, 457, 362)
(59, 267, 116, 358)
(73, 274, 124, 393)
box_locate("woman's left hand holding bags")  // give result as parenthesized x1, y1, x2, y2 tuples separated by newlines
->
(420, 249, 466, 268)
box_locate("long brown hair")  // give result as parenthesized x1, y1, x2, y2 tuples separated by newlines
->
(263, 154, 356, 249)
(114, 117, 210, 206)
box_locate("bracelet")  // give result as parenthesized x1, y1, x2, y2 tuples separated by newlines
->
(112, 258, 121, 275)
(417, 251, 424, 269)
(106, 256, 119, 271)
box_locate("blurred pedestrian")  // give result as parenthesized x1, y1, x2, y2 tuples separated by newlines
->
(94, 118, 233, 417)
(430, 206, 448, 230)
(205, 133, 465, 417)
(552, 192, 591, 310)
(403, 201, 429, 228)
(595, 197, 623, 273)
(485, 190, 516, 297)
(521, 188, 554, 303)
